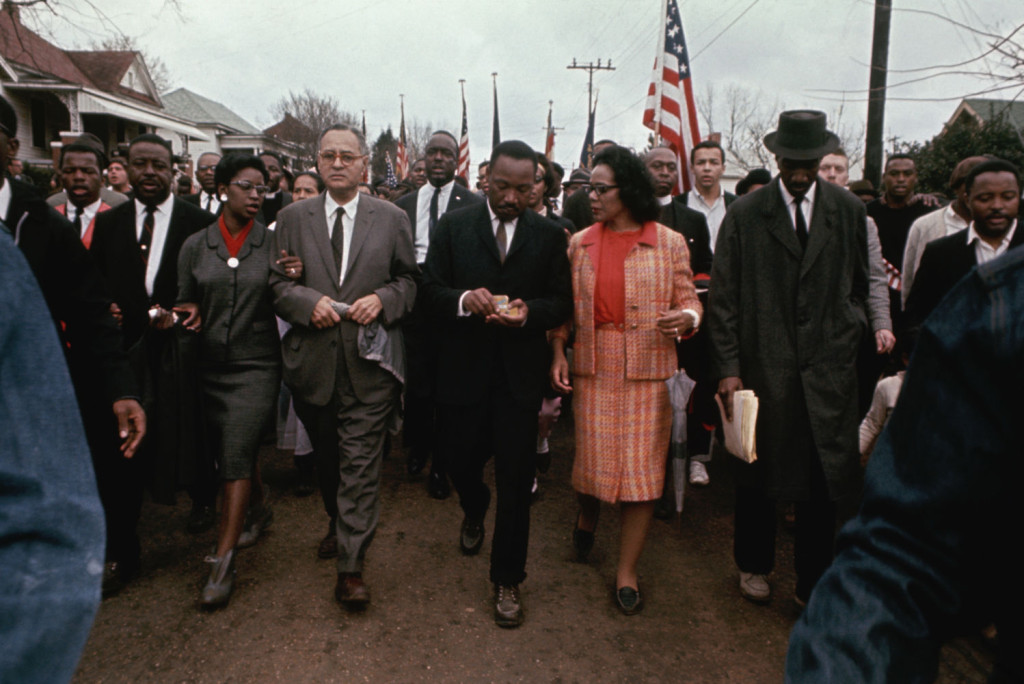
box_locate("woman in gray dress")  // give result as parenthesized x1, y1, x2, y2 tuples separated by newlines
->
(176, 153, 298, 607)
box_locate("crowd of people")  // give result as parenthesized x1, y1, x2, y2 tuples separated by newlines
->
(3, 89, 1022, 680)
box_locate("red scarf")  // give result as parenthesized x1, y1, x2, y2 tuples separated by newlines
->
(219, 216, 254, 258)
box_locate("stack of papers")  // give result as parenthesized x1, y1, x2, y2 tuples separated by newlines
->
(715, 389, 758, 463)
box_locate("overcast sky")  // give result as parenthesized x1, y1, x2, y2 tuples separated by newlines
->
(26, 0, 1024, 174)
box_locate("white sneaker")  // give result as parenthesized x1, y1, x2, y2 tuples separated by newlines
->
(689, 460, 710, 486)
(739, 572, 771, 603)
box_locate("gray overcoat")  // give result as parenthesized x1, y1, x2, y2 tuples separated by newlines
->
(708, 178, 869, 501)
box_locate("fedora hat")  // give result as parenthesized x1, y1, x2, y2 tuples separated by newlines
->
(763, 110, 840, 160)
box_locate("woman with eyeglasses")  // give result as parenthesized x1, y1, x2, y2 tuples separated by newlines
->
(550, 145, 701, 615)
(176, 153, 300, 607)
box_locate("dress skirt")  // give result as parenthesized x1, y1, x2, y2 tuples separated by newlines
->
(572, 327, 672, 503)
(200, 357, 281, 480)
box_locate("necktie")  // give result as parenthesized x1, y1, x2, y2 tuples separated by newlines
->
(204, 195, 212, 212)
(495, 221, 508, 264)
(71, 206, 82, 237)
(793, 195, 808, 251)
(139, 206, 155, 264)
(331, 208, 346, 277)
(429, 186, 440, 236)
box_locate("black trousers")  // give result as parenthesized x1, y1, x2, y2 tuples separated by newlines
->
(439, 371, 538, 586)
(733, 452, 837, 602)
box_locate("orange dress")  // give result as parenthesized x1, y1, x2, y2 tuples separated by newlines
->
(561, 221, 700, 502)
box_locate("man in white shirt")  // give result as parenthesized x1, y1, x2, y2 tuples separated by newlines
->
(684, 140, 736, 250)
(395, 132, 483, 496)
(54, 136, 117, 247)
(183, 152, 222, 215)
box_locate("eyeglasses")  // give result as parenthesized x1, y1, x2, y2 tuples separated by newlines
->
(584, 184, 619, 196)
(231, 180, 270, 195)
(197, 164, 217, 172)
(318, 150, 367, 167)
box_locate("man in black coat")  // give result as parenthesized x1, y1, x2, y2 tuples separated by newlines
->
(905, 159, 1022, 332)
(90, 133, 215, 592)
(182, 151, 222, 215)
(395, 131, 483, 498)
(422, 140, 572, 628)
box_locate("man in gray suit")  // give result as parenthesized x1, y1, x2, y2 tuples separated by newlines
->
(709, 110, 869, 607)
(270, 124, 418, 609)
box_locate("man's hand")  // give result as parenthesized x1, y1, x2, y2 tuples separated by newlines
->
(109, 302, 123, 327)
(486, 299, 528, 327)
(348, 294, 383, 325)
(113, 399, 146, 458)
(909, 192, 942, 208)
(656, 309, 697, 339)
(310, 296, 342, 329)
(717, 376, 744, 422)
(551, 352, 572, 394)
(174, 303, 202, 332)
(875, 329, 896, 354)
(148, 306, 176, 330)
(462, 288, 498, 317)
(277, 250, 303, 280)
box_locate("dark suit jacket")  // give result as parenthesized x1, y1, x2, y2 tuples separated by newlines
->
(91, 198, 215, 349)
(5, 178, 137, 403)
(394, 182, 483, 250)
(182, 192, 223, 216)
(708, 178, 869, 501)
(270, 192, 418, 407)
(257, 191, 291, 225)
(904, 225, 1024, 332)
(659, 198, 713, 279)
(421, 203, 572, 410)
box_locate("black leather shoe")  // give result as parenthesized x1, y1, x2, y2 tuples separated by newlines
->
(406, 449, 427, 477)
(101, 559, 139, 598)
(494, 584, 523, 628)
(615, 585, 643, 615)
(317, 518, 338, 559)
(186, 504, 216, 534)
(460, 516, 485, 555)
(428, 471, 451, 500)
(335, 572, 370, 609)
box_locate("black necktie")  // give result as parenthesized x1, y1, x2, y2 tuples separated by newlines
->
(429, 186, 440, 236)
(496, 221, 508, 264)
(71, 206, 82, 237)
(204, 195, 212, 212)
(331, 208, 346, 277)
(139, 206, 155, 264)
(793, 195, 808, 251)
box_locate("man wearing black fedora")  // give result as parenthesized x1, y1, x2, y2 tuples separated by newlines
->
(707, 110, 870, 606)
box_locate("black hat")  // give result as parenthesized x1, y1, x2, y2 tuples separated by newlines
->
(764, 110, 840, 161)
(847, 179, 878, 197)
(564, 168, 591, 187)
(736, 168, 772, 195)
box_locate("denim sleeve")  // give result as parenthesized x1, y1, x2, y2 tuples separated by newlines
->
(0, 230, 105, 683)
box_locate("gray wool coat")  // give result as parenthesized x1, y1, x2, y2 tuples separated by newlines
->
(708, 178, 869, 501)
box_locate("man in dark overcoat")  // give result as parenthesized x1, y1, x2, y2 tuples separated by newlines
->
(708, 110, 869, 605)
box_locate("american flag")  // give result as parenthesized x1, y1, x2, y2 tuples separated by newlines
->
(643, 0, 701, 194)
(384, 154, 398, 189)
(457, 84, 470, 182)
(396, 99, 409, 179)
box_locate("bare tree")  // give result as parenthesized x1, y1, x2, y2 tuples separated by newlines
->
(403, 118, 454, 164)
(269, 89, 359, 163)
(94, 35, 174, 94)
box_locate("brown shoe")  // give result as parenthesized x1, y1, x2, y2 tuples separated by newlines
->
(335, 573, 370, 609)
(317, 519, 338, 559)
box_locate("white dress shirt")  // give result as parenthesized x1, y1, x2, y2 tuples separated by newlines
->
(457, 203, 519, 317)
(779, 180, 817, 234)
(657, 194, 672, 206)
(135, 195, 175, 297)
(967, 219, 1017, 265)
(414, 180, 454, 263)
(687, 189, 727, 250)
(198, 190, 221, 215)
(0, 179, 11, 222)
(325, 192, 360, 285)
(69, 198, 103, 239)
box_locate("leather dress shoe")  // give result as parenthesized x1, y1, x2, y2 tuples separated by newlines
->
(616, 585, 644, 615)
(493, 584, 523, 628)
(101, 559, 139, 598)
(428, 470, 451, 500)
(335, 573, 370, 609)
(186, 504, 216, 534)
(237, 504, 273, 549)
(199, 550, 236, 608)
(406, 449, 427, 477)
(460, 516, 485, 555)
(318, 518, 338, 559)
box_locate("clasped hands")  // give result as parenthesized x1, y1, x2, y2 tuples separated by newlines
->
(463, 288, 528, 327)
(311, 293, 382, 328)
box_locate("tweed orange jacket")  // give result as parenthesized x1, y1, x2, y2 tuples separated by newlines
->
(552, 221, 701, 380)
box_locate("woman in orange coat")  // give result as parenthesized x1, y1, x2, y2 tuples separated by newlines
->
(551, 145, 701, 615)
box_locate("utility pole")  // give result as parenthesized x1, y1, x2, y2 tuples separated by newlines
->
(864, 0, 891, 189)
(566, 58, 615, 117)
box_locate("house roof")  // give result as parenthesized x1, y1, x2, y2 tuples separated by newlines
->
(264, 113, 314, 142)
(0, 8, 158, 106)
(162, 87, 259, 135)
(955, 98, 1024, 132)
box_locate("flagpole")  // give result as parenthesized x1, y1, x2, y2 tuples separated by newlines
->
(653, 0, 669, 144)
